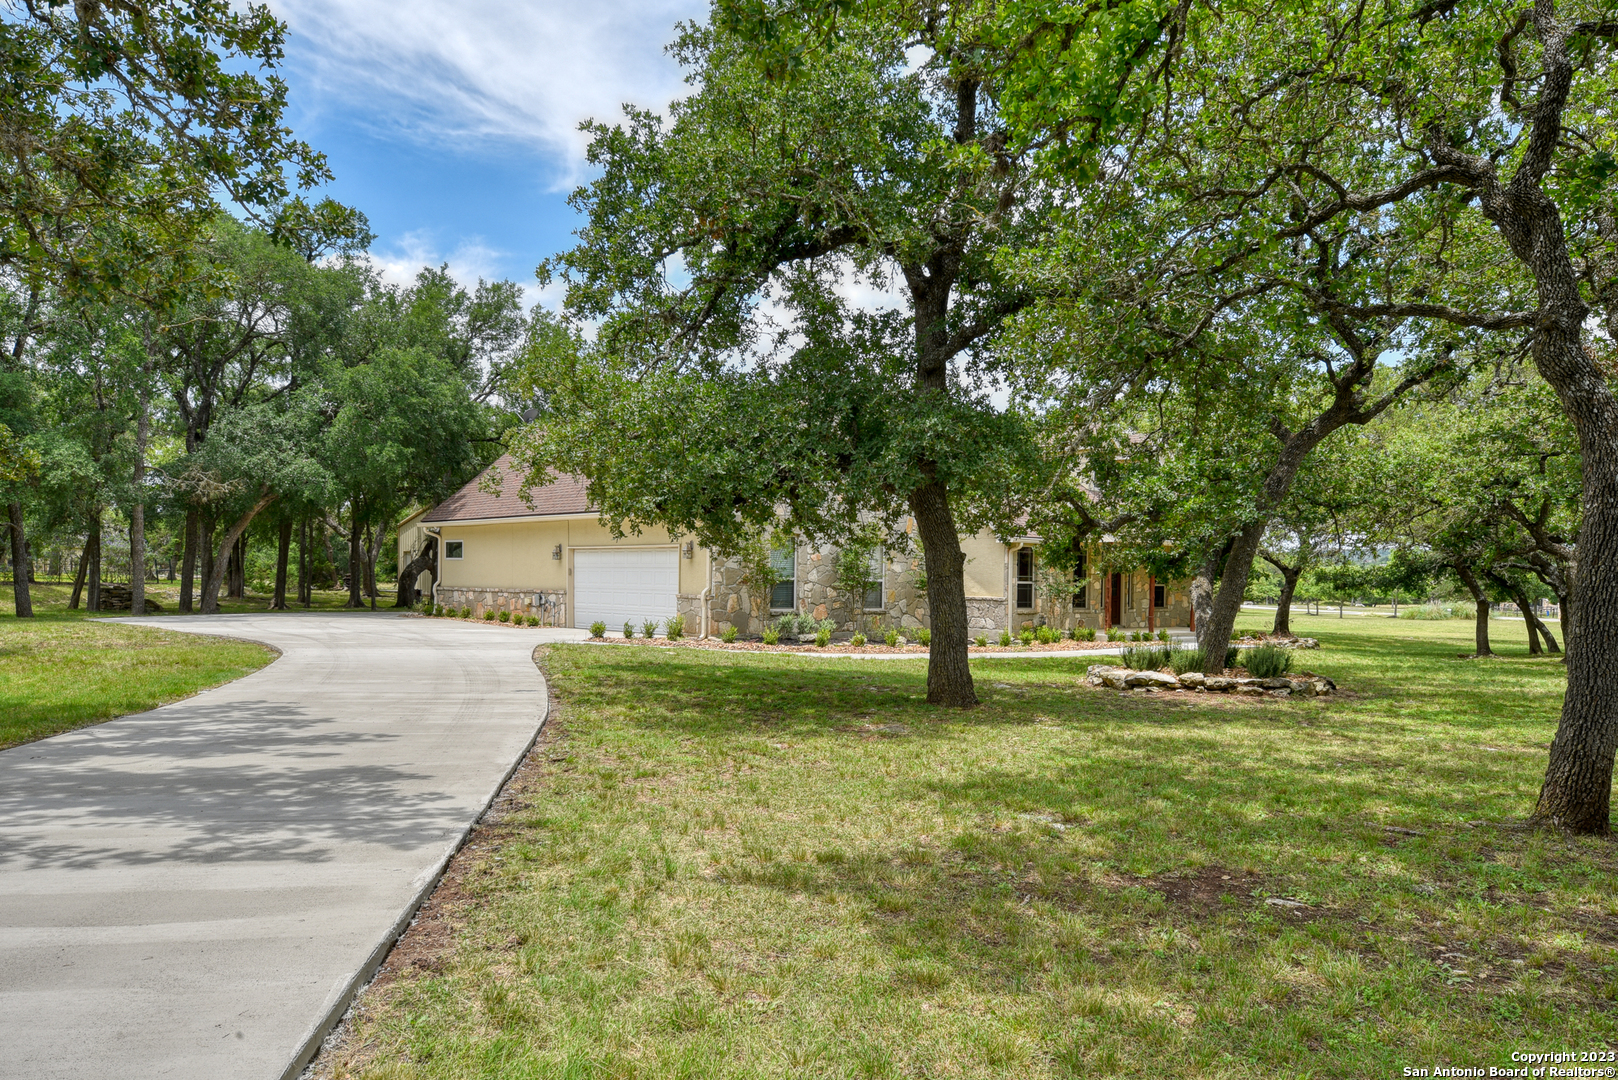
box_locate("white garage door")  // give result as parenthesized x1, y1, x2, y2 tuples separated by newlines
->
(574, 548, 680, 630)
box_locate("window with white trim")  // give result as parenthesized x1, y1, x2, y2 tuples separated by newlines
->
(769, 547, 796, 610)
(444, 540, 464, 560)
(1015, 548, 1035, 609)
(864, 548, 884, 610)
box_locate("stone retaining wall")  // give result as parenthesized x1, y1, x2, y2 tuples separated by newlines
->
(436, 585, 567, 626)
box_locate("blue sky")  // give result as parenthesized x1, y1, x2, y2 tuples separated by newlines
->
(271, 0, 707, 304)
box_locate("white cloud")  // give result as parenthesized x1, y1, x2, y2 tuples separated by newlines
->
(364, 231, 563, 309)
(272, 0, 706, 186)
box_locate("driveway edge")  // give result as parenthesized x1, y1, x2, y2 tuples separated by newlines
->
(280, 668, 552, 1080)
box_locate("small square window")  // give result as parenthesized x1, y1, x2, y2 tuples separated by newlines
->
(444, 540, 464, 560)
(1153, 582, 1166, 608)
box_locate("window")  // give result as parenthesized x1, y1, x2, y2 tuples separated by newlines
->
(769, 546, 796, 610)
(864, 548, 885, 610)
(1072, 551, 1088, 609)
(444, 540, 464, 560)
(1015, 548, 1035, 609)
(1153, 582, 1166, 608)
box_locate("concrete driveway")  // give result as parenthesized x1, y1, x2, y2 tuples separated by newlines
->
(0, 613, 585, 1080)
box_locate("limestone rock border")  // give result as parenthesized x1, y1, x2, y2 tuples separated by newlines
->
(1087, 665, 1335, 698)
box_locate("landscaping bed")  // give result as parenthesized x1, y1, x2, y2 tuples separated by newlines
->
(588, 634, 1137, 655)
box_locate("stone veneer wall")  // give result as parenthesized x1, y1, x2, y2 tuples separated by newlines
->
(436, 585, 567, 626)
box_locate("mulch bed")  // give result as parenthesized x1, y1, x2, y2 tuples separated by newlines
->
(589, 636, 1148, 656)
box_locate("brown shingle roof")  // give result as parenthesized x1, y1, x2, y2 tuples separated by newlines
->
(422, 455, 594, 523)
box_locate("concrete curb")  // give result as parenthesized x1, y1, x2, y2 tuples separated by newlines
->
(282, 657, 553, 1080)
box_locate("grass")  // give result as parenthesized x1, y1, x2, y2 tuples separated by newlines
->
(0, 581, 301, 748)
(319, 613, 1612, 1077)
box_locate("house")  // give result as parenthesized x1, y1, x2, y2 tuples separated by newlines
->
(399, 455, 1191, 636)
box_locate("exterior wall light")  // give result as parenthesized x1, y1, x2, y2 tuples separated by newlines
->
(683, 541, 694, 559)
(552, 544, 563, 560)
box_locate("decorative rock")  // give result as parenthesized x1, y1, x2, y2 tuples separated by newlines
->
(1258, 678, 1292, 690)
(1266, 689, 1291, 698)
(1204, 677, 1236, 691)
(1125, 670, 1179, 689)
(1177, 671, 1205, 688)
(1101, 671, 1130, 690)
(1235, 684, 1266, 696)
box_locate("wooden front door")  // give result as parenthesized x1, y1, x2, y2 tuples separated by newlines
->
(1108, 573, 1122, 626)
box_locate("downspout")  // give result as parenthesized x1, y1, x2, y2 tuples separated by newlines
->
(700, 546, 713, 639)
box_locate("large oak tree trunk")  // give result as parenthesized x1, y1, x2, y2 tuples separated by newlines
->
(1269, 559, 1301, 636)
(396, 534, 437, 608)
(345, 514, 363, 608)
(1197, 519, 1267, 672)
(201, 492, 276, 614)
(6, 501, 31, 618)
(68, 533, 88, 610)
(909, 479, 976, 707)
(272, 517, 292, 610)
(1454, 564, 1492, 657)
(86, 511, 101, 613)
(1429, 4, 1618, 832)
(179, 507, 197, 612)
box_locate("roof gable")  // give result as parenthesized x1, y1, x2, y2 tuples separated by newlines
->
(422, 455, 593, 523)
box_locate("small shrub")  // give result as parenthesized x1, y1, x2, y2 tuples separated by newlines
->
(526, 614, 539, 627)
(1122, 645, 1169, 670)
(642, 618, 660, 639)
(498, 610, 510, 623)
(999, 630, 1013, 647)
(1019, 629, 1035, 646)
(762, 625, 780, 645)
(1231, 631, 1243, 643)
(974, 634, 987, 647)
(1157, 629, 1170, 642)
(1106, 628, 1126, 642)
(721, 625, 738, 644)
(851, 632, 867, 647)
(459, 607, 471, 619)
(483, 609, 496, 621)
(589, 620, 606, 638)
(814, 627, 831, 647)
(623, 621, 635, 639)
(918, 628, 931, 646)
(884, 628, 899, 647)
(1399, 601, 1476, 620)
(1244, 644, 1293, 678)
(1035, 625, 1057, 644)
(1167, 647, 1202, 675)
(666, 614, 685, 640)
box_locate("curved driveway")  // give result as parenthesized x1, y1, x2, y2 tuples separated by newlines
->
(0, 613, 584, 1080)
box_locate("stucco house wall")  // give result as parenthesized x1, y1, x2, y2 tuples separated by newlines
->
(403, 455, 1191, 636)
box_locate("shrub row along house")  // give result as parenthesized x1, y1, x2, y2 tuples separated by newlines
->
(399, 456, 1191, 637)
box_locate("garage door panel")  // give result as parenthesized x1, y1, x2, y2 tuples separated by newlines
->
(574, 548, 679, 629)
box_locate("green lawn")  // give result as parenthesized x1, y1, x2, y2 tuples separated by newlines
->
(1, 581, 281, 748)
(316, 611, 1615, 1079)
